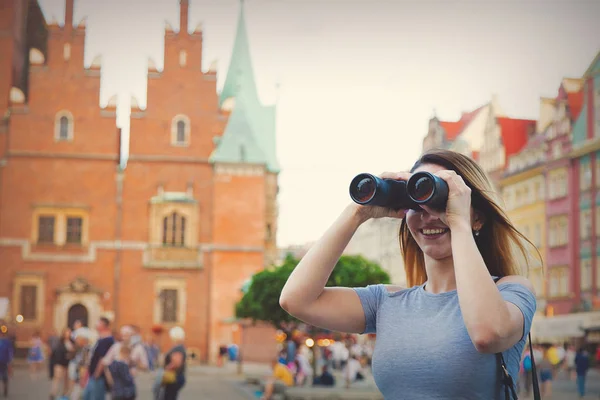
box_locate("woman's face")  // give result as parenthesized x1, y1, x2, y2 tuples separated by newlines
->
(405, 163, 475, 261)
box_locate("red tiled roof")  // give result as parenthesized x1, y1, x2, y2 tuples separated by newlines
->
(497, 117, 536, 164)
(567, 90, 584, 120)
(440, 121, 463, 140)
(439, 105, 486, 141)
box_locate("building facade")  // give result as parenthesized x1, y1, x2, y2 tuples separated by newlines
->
(499, 134, 546, 316)
(569, 53, 600, 314)
(0, 0, 279, 363)
(543, 79, 584, 315)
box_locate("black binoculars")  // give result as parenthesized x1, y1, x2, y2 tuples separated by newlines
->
(349, 172, 449, 210)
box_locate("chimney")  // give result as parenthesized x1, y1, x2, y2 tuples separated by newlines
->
(180, 0, 189, 35)
(65, 0, 74, 29)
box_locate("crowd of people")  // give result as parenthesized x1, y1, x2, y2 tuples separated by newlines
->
(519, 342, 600, 398)
(0, 317, 187, 400)
(259, 332, 375, 400)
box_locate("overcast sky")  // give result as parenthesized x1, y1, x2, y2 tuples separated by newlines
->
(38, 0, 600, 246)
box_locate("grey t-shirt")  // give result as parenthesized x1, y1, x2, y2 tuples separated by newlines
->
(354, 281, 536, 399)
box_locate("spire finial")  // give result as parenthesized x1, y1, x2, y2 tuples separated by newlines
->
(180, 0, 189, 35)
(65, 0, 74, 30)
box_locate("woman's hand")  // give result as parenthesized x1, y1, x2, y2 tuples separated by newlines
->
(420, 169, 472, 230)
(351, 171, 412, 223)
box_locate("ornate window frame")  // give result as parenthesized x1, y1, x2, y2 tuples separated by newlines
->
(31, 207, 89, 246)
(153, 278, 186, 326)
(12, 274, 45, 327)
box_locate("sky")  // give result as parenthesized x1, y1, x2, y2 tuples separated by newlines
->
(38, 0, 600, 247)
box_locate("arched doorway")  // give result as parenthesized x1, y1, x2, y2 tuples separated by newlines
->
(67, 303, 88, 329)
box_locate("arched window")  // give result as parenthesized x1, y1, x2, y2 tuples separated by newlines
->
(54, 111, 74, 141)
(162, 212, 186, 247)
(171, 115, 190, 146)
(177, 120, 186, 144)
(59, 116, 69, 140)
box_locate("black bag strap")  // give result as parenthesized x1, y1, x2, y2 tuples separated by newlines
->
(493, 277, 541, 400)
(495, 333, 540, 400)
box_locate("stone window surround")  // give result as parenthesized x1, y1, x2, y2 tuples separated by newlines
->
(149, 202, 197, 247)
(153, 277, 186, 326)
(171, 114, 191, 147)
(31, 207, 89, 246)
(12, 274, 45, 327)
(54, 110, 75, 142)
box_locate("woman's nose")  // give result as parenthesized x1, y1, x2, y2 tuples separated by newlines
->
(420, 209, 439, 222)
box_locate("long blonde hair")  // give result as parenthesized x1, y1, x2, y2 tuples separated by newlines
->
(399, 149, 541, 287)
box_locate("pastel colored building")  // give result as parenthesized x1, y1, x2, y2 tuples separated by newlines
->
(499, 125, 546, 316)
(568, 52, 600, 314)
(543, 78, 584, 316)
(422, 95, 504, 160)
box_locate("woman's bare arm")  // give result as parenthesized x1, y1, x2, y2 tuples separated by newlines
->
(279, 204, 371, 333)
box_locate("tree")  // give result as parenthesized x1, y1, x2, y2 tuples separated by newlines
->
(235, 253, 391, 330)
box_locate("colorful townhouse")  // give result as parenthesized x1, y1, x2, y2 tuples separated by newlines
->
(497, 122, 545, 315)
(543, 78, 585, 316)
(569, 52, 600, 314)
(421, 95, 504, 160)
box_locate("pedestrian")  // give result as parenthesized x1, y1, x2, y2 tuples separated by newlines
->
(153, 326, 186, 400)
(0, 327, 13, 398)
(538, 345, 553, 398)
(104, 345, 136, 400)
(49, 328, 75, 400)
(574, 347, 590, 398)
(82, 317, 115, 400)
(280, 149, 541, 399)
(27, 330, 45, 381)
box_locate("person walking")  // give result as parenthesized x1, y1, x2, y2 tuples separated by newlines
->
(574, 347, 590, 398)
(0, 328, 13, 398)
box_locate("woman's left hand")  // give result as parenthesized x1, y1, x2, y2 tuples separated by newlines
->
(420, 170, 472, 230)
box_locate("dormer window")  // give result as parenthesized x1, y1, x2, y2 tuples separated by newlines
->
(171, 115, 190, 146)
(54, 111, 74, 141)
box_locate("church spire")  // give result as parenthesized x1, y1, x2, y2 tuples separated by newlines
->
(219, 0, 259, 107)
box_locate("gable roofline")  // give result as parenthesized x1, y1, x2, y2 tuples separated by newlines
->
(583, 50, 600, 78)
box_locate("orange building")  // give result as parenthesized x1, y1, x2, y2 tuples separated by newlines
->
(0, 0, 279, 363)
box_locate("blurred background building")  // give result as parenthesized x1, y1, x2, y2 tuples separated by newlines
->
(0, 0, 278, 363)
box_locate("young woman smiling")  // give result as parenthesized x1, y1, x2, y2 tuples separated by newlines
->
(280, 149, 539, 399)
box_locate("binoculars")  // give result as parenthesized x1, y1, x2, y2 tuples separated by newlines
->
(349, 172, 449, 210)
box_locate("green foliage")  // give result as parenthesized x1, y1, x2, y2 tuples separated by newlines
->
(235, 253, 391, 329)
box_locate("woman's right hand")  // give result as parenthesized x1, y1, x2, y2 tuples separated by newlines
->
(351, 171, 412, 222)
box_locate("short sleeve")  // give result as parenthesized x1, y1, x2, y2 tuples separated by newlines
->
(353, 284, 385, 334)
(101, 343, 118, 366)
(498, 283, 536, 341)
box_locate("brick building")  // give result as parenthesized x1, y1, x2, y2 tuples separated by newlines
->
(0, 0, 279, 363)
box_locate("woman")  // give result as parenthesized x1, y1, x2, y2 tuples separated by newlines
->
(50, 328, 75, 400)
(280, 149, 538, 399)
(153, 327, 186, 400)
(27, 331, 44, 381)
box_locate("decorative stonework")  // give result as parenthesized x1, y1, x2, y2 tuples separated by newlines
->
(148, 58, 158, 72)
(29, 48, 45, 65)
(89, 55, 102, 70)
(9, 87, 25, 104)
(0, 239, 262, 263)
(214, 163, 264, 176)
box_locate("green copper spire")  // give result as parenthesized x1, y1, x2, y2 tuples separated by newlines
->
(209, 101, 267, 165)
(212, 0, 280, 173)
(219, 0, 259, 107)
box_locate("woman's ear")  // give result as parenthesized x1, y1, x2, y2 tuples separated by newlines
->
(472, 209, 486, 231)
